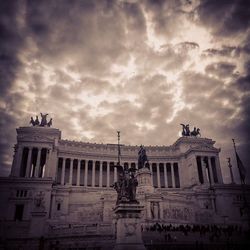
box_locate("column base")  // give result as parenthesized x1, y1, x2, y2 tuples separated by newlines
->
(136, 168, 154, 194)
(29, 211, 47, 238)
(114, 203, 146, 250)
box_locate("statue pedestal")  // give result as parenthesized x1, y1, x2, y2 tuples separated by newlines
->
(29, 211, 47, 238)
(114, 203, 146, 250)
(136, 168, 154, 194)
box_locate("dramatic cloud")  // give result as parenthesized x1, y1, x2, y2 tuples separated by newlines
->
(0, 0, 249, 183)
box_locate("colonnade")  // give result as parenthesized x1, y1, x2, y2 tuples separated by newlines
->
(19, 147, 49, 178)
(57, 157, 180, 188)
(58, 158, 117, 187)
(196, 156, 219, 185)
(149, 162, 180, 188)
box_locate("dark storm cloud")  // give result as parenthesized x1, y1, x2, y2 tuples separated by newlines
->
(182, 71, 221, 97)
(144, 0, 192, 40)
(23, 0, 131, 77)
(197, 0, 250, 37)
(0, 111, 18, 176)
(233, 74, 250, 92)
(181, 71, 242, 138)
(0, 0, 29, 177)
(202, 46, 241, 58)
(0, 1, 24, 95)
(205, 62, 236, 79)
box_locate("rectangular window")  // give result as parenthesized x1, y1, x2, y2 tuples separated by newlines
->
(14, 204, 24, 221)
(57, 203, 61, 211)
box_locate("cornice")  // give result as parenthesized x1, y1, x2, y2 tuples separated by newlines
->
(0, 177, 54, 185)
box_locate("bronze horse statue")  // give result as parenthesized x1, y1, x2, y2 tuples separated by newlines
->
(190, 127, 201, 137)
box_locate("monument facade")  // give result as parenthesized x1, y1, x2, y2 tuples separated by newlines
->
(0, 117, 249, 249)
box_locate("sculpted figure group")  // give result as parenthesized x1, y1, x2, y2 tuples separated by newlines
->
(112, 165, 138, 204)
(30, 113, 52, 127)
(180, 124, 201, 137)
(112, 146, 149, 204)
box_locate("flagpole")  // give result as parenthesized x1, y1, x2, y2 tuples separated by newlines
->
(227, 157, 235, 184)
(232, 139, 245, 185)
(117, 131, 121, 167)
(232, 139, 249, 225)
(232, 138, 240, 183)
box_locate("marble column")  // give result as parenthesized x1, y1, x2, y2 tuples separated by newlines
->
(107, 162, 110, 187)
(61, 158, 66, 185)
(77, 159, 81, 186)
(201, 157, 209, 184)
(156, 163, 161, 188)
(114, 164, 117, 182)
(208, 157, 214, 185)
(149, 163, 153, 184)
(92, 161, 96, 187)
(25, 147, 32, 178)
(44, 148, 51, 178)
(215, 156, 223, 183)
(84, 160, 88, 186)
(99, 161, 103, 187)
(164, 163, 167, 188)
(171, 163, 175, 188)
(69, 158, 73, 185)
(35, 148, 41, 177)
(40, 149, 47, 178)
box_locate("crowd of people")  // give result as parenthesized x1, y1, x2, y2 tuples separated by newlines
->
(142, 223, 247, 242)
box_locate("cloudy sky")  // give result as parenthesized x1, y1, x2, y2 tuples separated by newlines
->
(0, 0, 249, 183)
